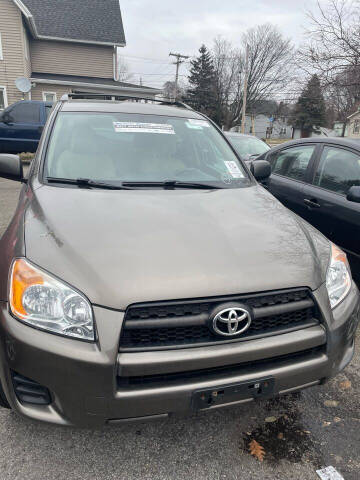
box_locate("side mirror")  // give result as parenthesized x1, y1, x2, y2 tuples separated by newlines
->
(0, 154, 23, 182)
(346, 186, 360, 203)
(251, 160, 271, 181)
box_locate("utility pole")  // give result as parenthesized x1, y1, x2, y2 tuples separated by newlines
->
(241, 44, 250, 134)
(251, 114, 255, 136)
(169, 52, 189, 100)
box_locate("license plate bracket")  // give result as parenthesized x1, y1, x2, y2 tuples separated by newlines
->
(192, 377, 275, 410)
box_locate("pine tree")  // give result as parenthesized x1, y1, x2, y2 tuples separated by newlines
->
(292, 74, 326, 135)
(187, 45, 216, 116)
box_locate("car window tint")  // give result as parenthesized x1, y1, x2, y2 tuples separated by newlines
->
(270, 145, 315, 181)
(314, 146, 360, 195)
(9, 102, 40, 123)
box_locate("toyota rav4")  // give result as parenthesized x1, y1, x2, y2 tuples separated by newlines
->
(0, 95, 359, 427)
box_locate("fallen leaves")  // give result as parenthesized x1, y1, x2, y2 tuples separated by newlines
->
(264, 416, 277, 423)
(249, 439, 265, 462)
(339, 380, 351, 390)
(324, 400, 339, 408)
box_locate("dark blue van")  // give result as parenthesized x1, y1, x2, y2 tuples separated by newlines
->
(0, 100, 53, 154)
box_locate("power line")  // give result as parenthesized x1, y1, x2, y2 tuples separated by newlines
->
(125, 72, 188, 76)
(120, 54, 171, 63)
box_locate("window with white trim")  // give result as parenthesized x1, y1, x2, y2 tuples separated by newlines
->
(0, 87, 7, 110)
(0, 33, 3, 60)
(42, 91, 57, 103)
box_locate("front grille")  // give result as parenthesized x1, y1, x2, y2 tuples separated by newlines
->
(120, 288, 320, 351)
(118, 346, 325, 387)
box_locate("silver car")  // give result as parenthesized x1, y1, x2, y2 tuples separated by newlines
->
(225, 132, 270, 162)
(0, 96, 359, 427)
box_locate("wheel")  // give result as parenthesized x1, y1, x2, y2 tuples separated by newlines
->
(0, 381, 10, 409)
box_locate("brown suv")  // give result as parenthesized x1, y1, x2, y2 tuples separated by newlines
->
(0, 95, 359, 427)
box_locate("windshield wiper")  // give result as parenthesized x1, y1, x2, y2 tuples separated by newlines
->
(122, 180, 222, 190)
(46, 178, 222, 190)
(46, 177, 131, 190)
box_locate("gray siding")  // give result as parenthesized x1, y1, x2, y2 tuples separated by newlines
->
(30, 40, 114, 79)
(0, 0, 28, 105)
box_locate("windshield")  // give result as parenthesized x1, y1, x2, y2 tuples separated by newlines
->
(44, 112, 250, 188)
(227, 135, 270, 159)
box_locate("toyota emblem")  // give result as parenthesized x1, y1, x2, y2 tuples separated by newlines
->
(211, 307, 252, 337)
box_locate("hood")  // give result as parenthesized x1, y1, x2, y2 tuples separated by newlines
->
(24, 184, 330, 309)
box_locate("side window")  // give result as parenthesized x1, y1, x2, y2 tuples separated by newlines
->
(314, 146, 360, 195)
(269, 145, 315, 181)
(0, 87, 6, 110)
(8, 102, 40, 123)
(43, 92, 56, 103)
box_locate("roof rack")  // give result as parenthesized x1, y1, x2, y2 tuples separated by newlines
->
(60, 93, 193, 110)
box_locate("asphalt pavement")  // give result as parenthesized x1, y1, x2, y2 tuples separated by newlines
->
(0, 172, 359, 480)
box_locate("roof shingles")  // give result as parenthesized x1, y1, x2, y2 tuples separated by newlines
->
(21, 0, 126, 45)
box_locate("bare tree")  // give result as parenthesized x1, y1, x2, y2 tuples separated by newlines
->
(299, 0, 360, 81)
(212, 25, 294, 129)
(326, 66, 360, 132)
(246, 25, 294, 110)
(212, 37, 243, 128)
(298, 0, 360, 126)
(163, 80, 186, 100)
(117, 56, 134, 82)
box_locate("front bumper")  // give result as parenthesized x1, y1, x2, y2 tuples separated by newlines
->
(0, 282, 359, 427)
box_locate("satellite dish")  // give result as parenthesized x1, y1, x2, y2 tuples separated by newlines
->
(15, 77, 32, 93)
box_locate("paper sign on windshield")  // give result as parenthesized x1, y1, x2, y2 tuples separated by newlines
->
(224, 161, 244, 178)
(186, 119, 210, 129)
(113, 122, 175, 134)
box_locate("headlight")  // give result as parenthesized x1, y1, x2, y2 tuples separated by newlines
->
(9, 259, 95, 341)
(326, 243, 352, 309)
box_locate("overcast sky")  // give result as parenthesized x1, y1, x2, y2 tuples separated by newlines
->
(119, 0, 319, 89)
